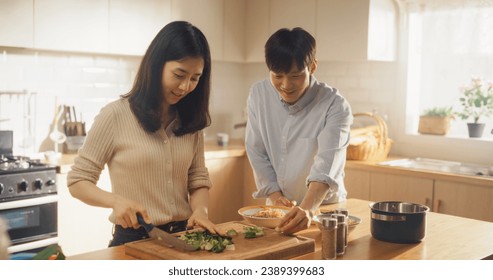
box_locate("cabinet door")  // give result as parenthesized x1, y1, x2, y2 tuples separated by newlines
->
(316, 0, 395, 61)
(109, 0, 171, 56)
(269, 0, 316, 35)
(0, 0, 33, 48)
(170, 0, 223, 61)
(245, 0, 269, 62)
(34, 0, 109, 53)
(370, 172, 433, 207)
(206, 157, 244, 223)
(344, 168, 370, 200)
(434, 180, 493, 223)
(223, 0, 245, 62)
(57, 170, 113, 256)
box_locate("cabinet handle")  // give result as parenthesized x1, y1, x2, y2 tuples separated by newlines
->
(433, 199, 442, 213)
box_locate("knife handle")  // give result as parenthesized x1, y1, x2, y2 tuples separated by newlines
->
(136, 213, 154, 232)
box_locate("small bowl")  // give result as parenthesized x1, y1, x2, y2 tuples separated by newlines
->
(313, 213, 361, 234)
(238, 205, 291, 228)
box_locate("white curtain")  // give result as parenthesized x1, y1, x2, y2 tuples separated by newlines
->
(403, 0, 493, 135)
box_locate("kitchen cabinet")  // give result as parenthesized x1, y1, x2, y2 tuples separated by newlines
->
(206, 156, 244, 223)
(108, 0, 171, 56)
(0, 0, 34, 48)
(245, 0, 396, 62)
(223, 0, 246, 62)
(344, 168, 370, 200)
(245, 0, 316, 63)
(369, 172, 433, 208)
(168, 0, 245, 62)
(245, 0, 269, 62)
(34, 0, 109, 53)
(316, 0, 396, 61)
(206, 154, 262, 223)
(57, 169, 113, 256)
(345, 161, 493, 223)
(434, 180, 493, 223)
(170, 0, 223, 61)
(269, 0, 316, 36)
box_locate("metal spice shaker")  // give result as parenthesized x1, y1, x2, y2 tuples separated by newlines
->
(336, 208, 349, 247)
(321, 217, 337, 260)
(331, 213, 347, 256)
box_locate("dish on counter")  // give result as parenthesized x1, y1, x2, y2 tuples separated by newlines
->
(238, 205, 291, 229)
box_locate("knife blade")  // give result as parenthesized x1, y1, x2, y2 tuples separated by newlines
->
(136, 213, 196, 251)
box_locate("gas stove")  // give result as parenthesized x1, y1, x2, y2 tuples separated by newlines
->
(0, 155, 57, 201)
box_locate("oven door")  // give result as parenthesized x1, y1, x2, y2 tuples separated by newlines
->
(0, 194, 58, 253)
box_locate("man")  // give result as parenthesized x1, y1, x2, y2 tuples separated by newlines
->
(245, 27, 353, 234)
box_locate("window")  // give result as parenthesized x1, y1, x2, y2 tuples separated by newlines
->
(404, 0, 493, 139)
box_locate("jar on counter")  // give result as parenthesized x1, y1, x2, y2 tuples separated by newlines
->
(321, 217, 337, 260)
(331, 213, 347, 256)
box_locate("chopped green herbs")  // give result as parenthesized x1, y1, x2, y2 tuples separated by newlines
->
(243, 226, 264, 239)
(179, 231, 234, 253)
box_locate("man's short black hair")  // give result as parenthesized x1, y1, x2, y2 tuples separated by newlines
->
(265, 27, 316, 73)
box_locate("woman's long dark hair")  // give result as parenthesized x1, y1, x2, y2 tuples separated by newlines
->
(122, 21, 211, 136)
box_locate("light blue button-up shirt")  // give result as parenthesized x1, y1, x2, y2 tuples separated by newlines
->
(245, 76, 353, 205)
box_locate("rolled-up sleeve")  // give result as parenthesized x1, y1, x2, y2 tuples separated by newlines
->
(306, 96, 353, 192)
(187, 130, 212, 191)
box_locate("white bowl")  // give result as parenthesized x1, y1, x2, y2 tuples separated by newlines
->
(238, 205, 291, 229)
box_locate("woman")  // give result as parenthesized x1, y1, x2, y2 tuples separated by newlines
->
(67, 21, 219, 246)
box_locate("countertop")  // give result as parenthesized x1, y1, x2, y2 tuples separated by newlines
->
(67, 198, 493, 260)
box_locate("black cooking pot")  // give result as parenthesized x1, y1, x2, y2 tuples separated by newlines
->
(369, 201, 430, 243)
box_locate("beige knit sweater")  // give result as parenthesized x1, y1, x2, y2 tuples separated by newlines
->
(67, 98, 212, 225)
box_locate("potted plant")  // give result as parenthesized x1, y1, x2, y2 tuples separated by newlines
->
(418, 106, 454, 135)
(456, 77, 493, 138)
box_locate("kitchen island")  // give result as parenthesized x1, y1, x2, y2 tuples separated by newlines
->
(68, 198, 493, 260)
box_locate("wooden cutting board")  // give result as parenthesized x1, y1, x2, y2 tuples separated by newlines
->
(124, 221, 315, 260)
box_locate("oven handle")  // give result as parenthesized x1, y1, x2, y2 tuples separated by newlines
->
(0, 194, 58, 210)
(8, 237, 59, 254)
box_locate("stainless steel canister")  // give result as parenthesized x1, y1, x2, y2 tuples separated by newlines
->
(331, 213, 347, 255)
(336, 208, 349, 247)
(321, 217, 337, 260)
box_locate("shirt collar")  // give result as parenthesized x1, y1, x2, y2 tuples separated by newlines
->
(280, 76, 318, 114)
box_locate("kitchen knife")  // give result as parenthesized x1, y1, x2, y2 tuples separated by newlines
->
(136, 213, 196, 251)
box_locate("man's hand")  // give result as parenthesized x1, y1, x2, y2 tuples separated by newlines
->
(275, 206, 313, 235)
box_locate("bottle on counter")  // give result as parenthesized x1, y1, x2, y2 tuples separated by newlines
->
(331, 213, 347, 256)
(335, 208, 349, 247)
(321, 217, 337, 260)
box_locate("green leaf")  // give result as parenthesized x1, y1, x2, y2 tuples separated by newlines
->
(31, 244, 66, 260)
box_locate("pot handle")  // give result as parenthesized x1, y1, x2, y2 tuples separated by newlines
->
(371, 213, 407, 222)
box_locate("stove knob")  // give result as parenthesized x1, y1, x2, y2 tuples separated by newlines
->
(34, 179, 43, 190)
(0, 183, 4, 195)
(18, 180, 29, 192)
(46, 179, 56, 186)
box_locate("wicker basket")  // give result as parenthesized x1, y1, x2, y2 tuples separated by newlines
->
(346, 112, 393, 161)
